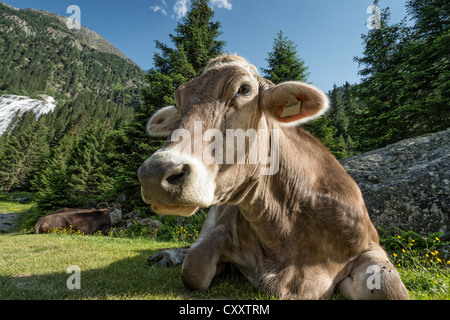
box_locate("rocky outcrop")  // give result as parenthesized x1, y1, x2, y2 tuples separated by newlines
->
(340, 129, 449, 236)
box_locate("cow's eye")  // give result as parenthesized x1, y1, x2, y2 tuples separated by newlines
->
(237, 84, 252, 96)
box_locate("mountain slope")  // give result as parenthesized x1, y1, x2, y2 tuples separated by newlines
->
(22, 6, 135, 65)
(0, 2, 147, 105)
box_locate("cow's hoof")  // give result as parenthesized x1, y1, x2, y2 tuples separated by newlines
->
(147, 248, 189, 267)
(148, 253, 172, 267)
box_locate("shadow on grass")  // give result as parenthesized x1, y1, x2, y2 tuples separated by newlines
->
(0, 235, 260, 300)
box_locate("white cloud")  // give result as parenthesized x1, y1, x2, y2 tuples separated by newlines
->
(151, 0, 168, 16)
(151, 0, 232, 20)
(151, 5, 168, 15)
(173, 0, 189, 20)
(210, 0, 232, 10)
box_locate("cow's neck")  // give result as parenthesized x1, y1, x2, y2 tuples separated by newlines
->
(236, 126, 332, 249)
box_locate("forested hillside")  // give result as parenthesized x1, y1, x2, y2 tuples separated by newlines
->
(0, 2, 146, 105)
(0, 3, 139, 204)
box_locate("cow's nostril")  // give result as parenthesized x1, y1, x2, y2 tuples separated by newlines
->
(166, 171, 185, 185)
(163, 164, 189, 189)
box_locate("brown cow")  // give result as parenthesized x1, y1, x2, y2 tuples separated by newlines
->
(34, 204, 115, 235)
(139, 54, 409, 300)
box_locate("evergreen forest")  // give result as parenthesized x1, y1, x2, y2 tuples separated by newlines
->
(0, 0, 448, 223)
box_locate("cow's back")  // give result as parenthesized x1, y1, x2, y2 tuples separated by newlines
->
(34, 208, 111, 234)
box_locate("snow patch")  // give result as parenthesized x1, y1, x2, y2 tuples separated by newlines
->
(0, 94, 57, 135)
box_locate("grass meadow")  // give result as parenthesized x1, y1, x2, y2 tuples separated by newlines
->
(1, 193, 448, 300)
(0, 232, 270, 300)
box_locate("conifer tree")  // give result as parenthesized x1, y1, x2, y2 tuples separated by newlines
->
(0, 112, 49, 192)
(262, 30, 310, 84)
(352, 4, 408, 151)
(353, 0, 449, 151)
(32, 133, 76, 211)
(65, 123, 114, 206)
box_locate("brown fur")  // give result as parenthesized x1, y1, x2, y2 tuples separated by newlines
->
(34, 207, 111, 235)
(141, 55, 409, 300)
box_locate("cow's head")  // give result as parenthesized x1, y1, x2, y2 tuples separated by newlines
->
(138, 54, 329, 216)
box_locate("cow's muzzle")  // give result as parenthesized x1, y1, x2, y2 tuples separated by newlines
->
(138, 151, 215, 216)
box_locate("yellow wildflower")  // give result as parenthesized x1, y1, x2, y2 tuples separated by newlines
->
(402, 249, 406, 253)
(393, 253, 398, 257)
(435, 237, 440, 241)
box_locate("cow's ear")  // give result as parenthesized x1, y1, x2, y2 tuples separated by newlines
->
(261, 81, 329, 126)
(146, 106, 180, 137)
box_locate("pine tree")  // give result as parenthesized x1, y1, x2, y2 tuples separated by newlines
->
(402, 0, 450, 134)
(353, 0, 449, 151)
(406, 0, 450, 39)
(0, 112, 49, 192)
(261, 30, 310, 84)
(65, 123, 114, 206)
(352, 3, 409, 151)
(32, 133, 76, 211)
(170, 0, 225, 74)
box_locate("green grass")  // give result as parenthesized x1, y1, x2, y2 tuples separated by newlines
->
(1, 230, 448, 300)
(1, 191, 448, 300)
(0, 232, 270, 300)
(0, 191, 34, 214)
(380, 229, 450, 300)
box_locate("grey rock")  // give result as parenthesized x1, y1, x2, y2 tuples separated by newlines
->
(109, 208, 122, 227)
(340, 129, 449, 236)
(0, 213, 18, 233)
(124, 210, 143, 220)
(136, 218, 163, 231)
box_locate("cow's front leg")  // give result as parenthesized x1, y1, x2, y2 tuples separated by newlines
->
(181, 225, 229, 291)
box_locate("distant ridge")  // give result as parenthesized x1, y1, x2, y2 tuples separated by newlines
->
(0, 1, 147, 105)
(0, 1, 135, 64)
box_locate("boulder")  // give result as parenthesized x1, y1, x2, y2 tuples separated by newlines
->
(109, 208, 122, 226)
(0, 213, 18, 233)
(340, 129, 449, 236)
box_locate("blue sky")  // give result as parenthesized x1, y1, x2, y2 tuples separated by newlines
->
(5, 0, 409, 92)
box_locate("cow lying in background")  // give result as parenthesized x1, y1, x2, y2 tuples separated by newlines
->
(139, 54, 409, 300)
(34, 203, 121, 235)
